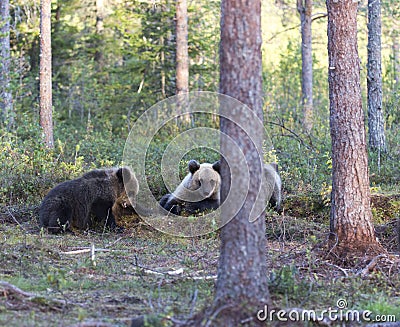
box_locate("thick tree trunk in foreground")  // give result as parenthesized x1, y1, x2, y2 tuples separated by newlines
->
(367, 0, 386, 151)
(0, 0, 13, 129)
(39, 0, 54, 148)
(326, 0, 383, 257)
(297, 0, 313, 132)
(215, 0, 269, 324)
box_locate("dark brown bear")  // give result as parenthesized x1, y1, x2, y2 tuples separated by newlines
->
(39, 167, 138, 233)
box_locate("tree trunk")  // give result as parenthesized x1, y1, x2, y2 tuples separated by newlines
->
(0, 0, 13, 129)
(176, 0, 189, 96)
(214, 0, 269, 324)
(326, 0, 383, 257)
(393, 33, 400, 87)
(39, 0, 54, 148)
(297, 0, 313, 132)
(94, 0, 104, 66)
(367, 0, 386, 151)
(160, 35, 166, 98)
(175, 0, 189, 123)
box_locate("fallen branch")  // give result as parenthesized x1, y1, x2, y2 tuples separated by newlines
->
(6, 207, 27, 232)
(0, 280, 66, 307)
(61, 248, 110, 254)
(143, 267, 184, 276)
(136, 265, 217, 280)
(323, 262, 349, 277)
(357, 254, 386, 277)
(0, 280, 34, 298)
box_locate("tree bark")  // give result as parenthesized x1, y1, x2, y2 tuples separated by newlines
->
(0, 0, 13, 129)
(175, 0, 189, 123)
(367, 0, 386, 151)
(94, 0, 105, 66)
(297, 0, 313, 132)
(39, 0, 54, 148)
(326, 0, 383, 257)
(215, 0, 269, 323)
(393, 33, 400, 87)
(176, 0, 189, 96)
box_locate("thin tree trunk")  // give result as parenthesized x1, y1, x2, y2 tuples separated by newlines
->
(95, 0, 104, 66)
(160, 35, 166, 98)
(176, 0, 189, 96)
(393, 33, 400, 87)
(326, 0, 383, 256)
(175, 0, 189, 124)
(297, 0, 313, 132)
(367, 0, 386, 151)
(39, 0, 54, 148)
(0, 0, 13, 129)
(214, 0, 269, 324)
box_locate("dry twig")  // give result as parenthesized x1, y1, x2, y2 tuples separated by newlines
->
(357, 254, 386, 277)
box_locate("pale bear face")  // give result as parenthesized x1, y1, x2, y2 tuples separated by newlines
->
(188, 160, 221, 200)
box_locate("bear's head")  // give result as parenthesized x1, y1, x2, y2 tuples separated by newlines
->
(187, 160, 221, 200)
(113, 166, 139, 208)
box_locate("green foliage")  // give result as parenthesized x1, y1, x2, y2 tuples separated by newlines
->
(268, 265, 310, 302)
(4, 0, 400, 218)
(0, 119, 124, 206)
(361, 298, 400, 321)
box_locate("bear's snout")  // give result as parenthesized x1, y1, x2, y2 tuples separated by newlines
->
(200, 184, 215, 199)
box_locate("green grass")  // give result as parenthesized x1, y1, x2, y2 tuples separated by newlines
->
(1, 199, 400, 327)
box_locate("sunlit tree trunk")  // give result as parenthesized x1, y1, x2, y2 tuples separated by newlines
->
(367, 0, 386, 151)
(176, 0, 188, 96)
(326, 0, 383, 256)
(160, 35, 166, 98)
(39, 0, 54, 148)
(213, 0, 269, 324)
(297, 0, 313, 132)
(0, 0, 13, 129)
(94, 0, 104, 66)
(393, 32, 400, 87)
(175, 0, 189, 122)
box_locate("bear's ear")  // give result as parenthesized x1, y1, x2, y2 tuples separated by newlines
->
(188, 160, 200, 174)
(212, 160, 221, 173)
(116, 167, 131, 183)
(116, 168, 124, 182)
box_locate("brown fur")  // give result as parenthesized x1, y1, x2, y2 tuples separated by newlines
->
(39, 167, 138, 233)
(160, 160, 221, 215)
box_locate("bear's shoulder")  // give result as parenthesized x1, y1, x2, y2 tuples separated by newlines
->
(82, 168, 115, 180)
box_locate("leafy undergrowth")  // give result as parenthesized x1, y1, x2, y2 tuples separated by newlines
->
(0, 195, 400, 327)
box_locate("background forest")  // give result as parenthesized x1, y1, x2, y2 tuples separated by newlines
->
(1, 0, 399, 206)
(1, 0, 400, 326)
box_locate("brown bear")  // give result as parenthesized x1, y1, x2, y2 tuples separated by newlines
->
(159, 160, 221, 215)
(160, 161, 282, 216)
(39, 167, 138, 233)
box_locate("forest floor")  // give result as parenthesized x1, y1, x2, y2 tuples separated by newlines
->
(1, 194, 400, 327)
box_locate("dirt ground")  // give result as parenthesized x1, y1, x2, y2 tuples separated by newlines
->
(1, 197, 400, 327)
